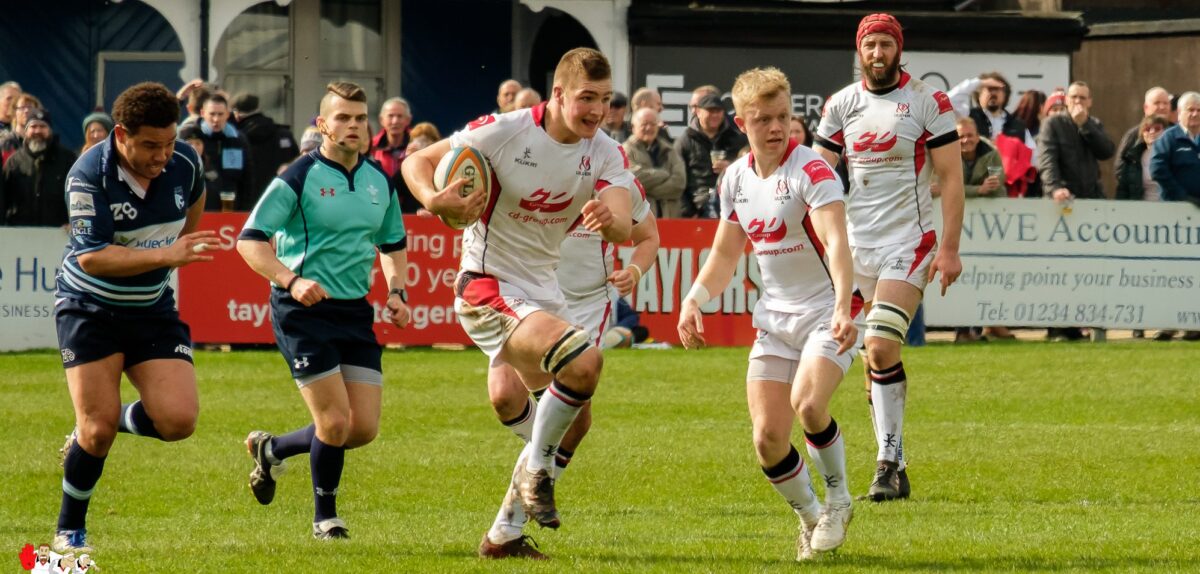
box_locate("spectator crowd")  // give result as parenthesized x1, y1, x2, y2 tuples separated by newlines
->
(1, 69, 1197, 341)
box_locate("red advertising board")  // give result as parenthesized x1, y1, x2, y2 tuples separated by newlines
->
(178, 215, 759, 346)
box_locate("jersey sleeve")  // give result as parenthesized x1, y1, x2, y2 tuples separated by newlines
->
(815, 93, 847, 154)
(797, 156, 844, 210)
(239, 178, 297, 241)
(924, 89, 959, 149)
(376, 175, 408, 252)
(630, 178, 651, 224)
(180, 142, 205, 206)
(64, 169, 113, 255)
(594, 142, 637, 197)
(718, 165, 740, 223)
(449, 112, 518, 161)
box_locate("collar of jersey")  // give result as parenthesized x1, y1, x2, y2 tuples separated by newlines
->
(862, 71, 910, 96)
(312, 149, 366, 188)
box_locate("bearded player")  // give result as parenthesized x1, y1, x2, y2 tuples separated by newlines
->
(403, 48, 635, 558)
(814, 13, 964, 502)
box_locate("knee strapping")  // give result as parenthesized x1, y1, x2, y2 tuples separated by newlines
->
(541, 327, 593, 374)
(866, 302, 911, 343)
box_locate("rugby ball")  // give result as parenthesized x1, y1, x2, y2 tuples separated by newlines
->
(433, 145, 492, 230)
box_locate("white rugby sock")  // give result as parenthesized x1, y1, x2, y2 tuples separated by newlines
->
(502, 397, 536, 444)
(870, 362, 907, 463)
(488, 443, 532, 544)
(805, 419, 851, 504)
(526, 381, 588, 473)
(763, 445, 821, 527)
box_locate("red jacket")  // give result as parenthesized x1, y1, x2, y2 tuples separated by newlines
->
(993, 133, 1035, 198)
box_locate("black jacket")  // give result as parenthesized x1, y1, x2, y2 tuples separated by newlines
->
(1, 138, 76, 226)
(237, 112, 298, 208)
(1036, 114, 1116, 199)
(199, 121, 255, 211)
(673, 115, 747, 217)
(1115, 136, 1151, 200)
(969, 107, 1028, 141)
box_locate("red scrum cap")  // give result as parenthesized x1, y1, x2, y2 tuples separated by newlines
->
(856, 13, 903, 54)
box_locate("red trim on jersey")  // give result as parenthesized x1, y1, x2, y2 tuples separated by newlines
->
(594, 178, 613, 193)
(768, 459, 807, 484)
(801, 212, 826, 261)
(728, 209, 739, 223)
(805, 429, 842, 450)
(907, 230, 937, 278)
(933, 91, 953, 114)
(530, 102, 547, 128)
(461, 275, 518, 319)
(829, 129, 845, 146)
(618, 145, 630, 169)
(851, 289, 866, 318)
(479, 170, 503, 225)
(749, 138, 802, 170)
(898, 71, 911, 89)
(632, 177, 647, 199)
(913, 129, 931, 181)
(595, 300, 613, 347)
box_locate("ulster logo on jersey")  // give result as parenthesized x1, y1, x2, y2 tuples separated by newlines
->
(852, 131, 899, 153)
(518, 188, 573, 213)
(576, 155, 592, 176)
(895, 103, 911, 116)
(746, 217, 788, 244)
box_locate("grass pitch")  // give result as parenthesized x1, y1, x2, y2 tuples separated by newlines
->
(2, 340, 1198, 573)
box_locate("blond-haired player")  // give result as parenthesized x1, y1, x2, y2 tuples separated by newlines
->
(679, 67, 864, 560)
(404, 48, 634, 559)
(814, 13, 964, 502)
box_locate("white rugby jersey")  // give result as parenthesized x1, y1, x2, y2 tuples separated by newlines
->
(720, 140, 849, 314)
(557, 178, 652, 301)
(816, 72, 958, 248)
(450, 103, 637, 301)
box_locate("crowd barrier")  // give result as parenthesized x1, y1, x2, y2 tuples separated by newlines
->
(3, 199, 1198, 351)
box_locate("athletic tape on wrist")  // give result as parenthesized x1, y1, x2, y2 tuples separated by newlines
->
(684, 283, 711, 307)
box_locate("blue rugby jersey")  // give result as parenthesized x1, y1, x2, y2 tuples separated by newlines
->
(55, 133, 205, 309)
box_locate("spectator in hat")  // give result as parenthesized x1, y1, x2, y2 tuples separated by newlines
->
(2, 108, 76, 226)
(674, 91, 747, 218)
(603, 91, 629, 143)
(80, 111, 114, 155)
(232, 92, 298, 202)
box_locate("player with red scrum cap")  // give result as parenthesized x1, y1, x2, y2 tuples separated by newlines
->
(814, 13, 965, 503)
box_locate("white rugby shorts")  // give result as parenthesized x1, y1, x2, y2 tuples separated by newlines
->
(851, 230, 938, 301)
(746, 301, 865, 383)
(454, 272, 570, 366)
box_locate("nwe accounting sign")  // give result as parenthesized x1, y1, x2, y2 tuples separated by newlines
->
(0, 227, 65, 350)
(924, 199, 1200, 330)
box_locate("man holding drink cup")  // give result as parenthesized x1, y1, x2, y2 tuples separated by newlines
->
(675, 91, 747, 217)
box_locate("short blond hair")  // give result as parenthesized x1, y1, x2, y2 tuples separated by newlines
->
(553, 48, 611, 92)
(731, 67, 791, 117)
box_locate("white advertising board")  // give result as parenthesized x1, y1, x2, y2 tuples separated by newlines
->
(0, 227, 66, 350)
(923, 199, 1200, 330)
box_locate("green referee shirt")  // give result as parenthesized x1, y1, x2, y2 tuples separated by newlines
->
(239, 150, 406, 300)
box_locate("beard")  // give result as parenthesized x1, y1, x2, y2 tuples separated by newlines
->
(859, 56, 901, 89)
(26, 137, 47, 154)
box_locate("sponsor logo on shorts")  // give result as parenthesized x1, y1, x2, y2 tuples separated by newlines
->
(60, 349, 76, 363)
(174, 344, 193, 358)
(68, 192, 96, 217)
(293, 356, 310, 370)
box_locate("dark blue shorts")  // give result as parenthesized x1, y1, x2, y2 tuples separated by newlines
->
(54, 297, 193, 369)
(270, 289, 381, 380)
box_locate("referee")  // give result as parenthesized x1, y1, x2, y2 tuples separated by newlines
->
(236, 81, 410, 540)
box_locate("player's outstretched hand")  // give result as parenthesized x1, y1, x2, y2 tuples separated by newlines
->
(607, 268, 638, 296)
(429, 177, 486, 223)
(831, 312, 858, 355)
(581, 199, 613, 232)
(167, 230, 220, 266)
(928, 249, 963, 296)
(387, 298, 411, 328)
(677, 301, 706, 349)
(289, 277, 329, 307)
